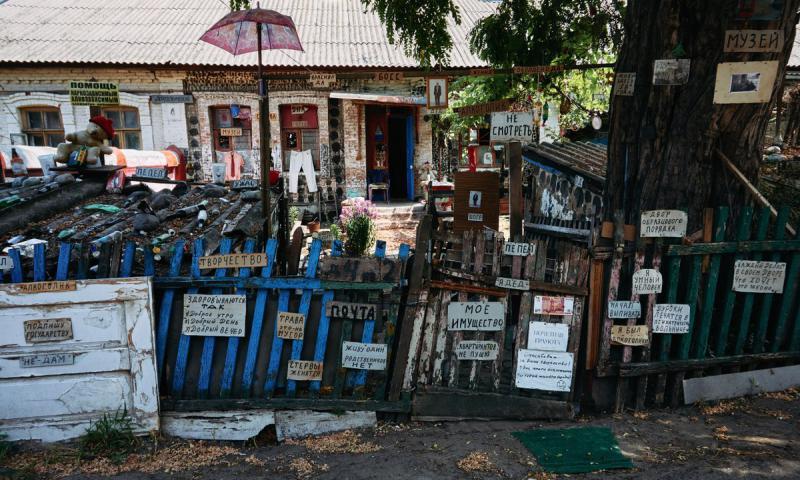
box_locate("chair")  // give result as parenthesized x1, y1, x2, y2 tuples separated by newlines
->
(367, 170, 390, 204)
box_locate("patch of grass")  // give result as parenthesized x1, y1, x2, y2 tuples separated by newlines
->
(80, 408, 137, 464)
(0, 433, 10, 463)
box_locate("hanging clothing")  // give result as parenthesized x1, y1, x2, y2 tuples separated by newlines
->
(288, 149, 317, 193)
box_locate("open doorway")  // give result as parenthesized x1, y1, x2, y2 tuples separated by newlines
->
(366, 105, 415, 202)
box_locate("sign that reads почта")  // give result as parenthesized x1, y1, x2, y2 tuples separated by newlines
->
(490, 112, 534, 143)
(447, 302, 505, 331)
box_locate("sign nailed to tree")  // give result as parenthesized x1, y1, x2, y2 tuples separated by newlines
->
(640, 210, 688, 237)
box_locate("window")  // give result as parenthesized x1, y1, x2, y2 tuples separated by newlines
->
(21, 107, 65, 147)
(210, 106, 252, 152)
(279, 105, 319, 171)
(101, 107, 142, 149)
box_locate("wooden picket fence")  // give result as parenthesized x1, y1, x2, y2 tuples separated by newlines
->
(594, 206, 800, 411)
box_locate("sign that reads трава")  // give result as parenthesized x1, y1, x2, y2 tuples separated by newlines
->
(490, 112, 534, 143)
(447, 302, 505, 331)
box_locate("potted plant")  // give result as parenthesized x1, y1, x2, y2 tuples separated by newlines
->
(338, 198, 377, 257)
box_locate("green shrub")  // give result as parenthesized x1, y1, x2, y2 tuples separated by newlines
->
(80, 408, 137, 464)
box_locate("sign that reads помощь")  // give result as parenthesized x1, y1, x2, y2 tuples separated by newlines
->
(490, 112, 534, 143)
(69, 81, 119, 106)
(447, 302, 505, 331)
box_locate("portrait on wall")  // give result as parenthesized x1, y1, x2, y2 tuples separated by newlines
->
(714, 61, 778, 104)
(469, 190, 482, 208)
(427, 77, 449, 109)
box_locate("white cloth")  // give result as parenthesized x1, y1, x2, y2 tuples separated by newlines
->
(288, 150, 317, 194)
(271, 145, 282, 171)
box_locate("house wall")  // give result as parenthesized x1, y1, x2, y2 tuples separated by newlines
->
(524, 162, 603, 222)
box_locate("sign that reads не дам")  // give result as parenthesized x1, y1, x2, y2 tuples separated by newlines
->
(640, 210, 688, 237)
(490, 112, 534, 143)
(182, 294, 246, 337)
(447, 302, 505, 331)
(732, 260, 786, 293)
(455, 341, 499, 361)
(69, 81, 119, 106)
(341, 341, 388, 370)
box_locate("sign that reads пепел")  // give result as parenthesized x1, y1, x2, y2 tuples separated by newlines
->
(69, 81, 119, 106)
(23, 318, 73, 343)
(326, 302, 378, 322)
(611, 325, 649, 346)
(341, 341, 388, 370)
(515, 349, 573, 392)
(527, 321, 569, 352)
(632, 269, 663, 295)
(490, 112, 534, 143)
(533, 296, 574, 316)
(198, 253, 269, 270)
(286, 360, 323, 381)
(277, 312, 305, 340)
(608, 301, 642, 319)
(182, 294, 246, 337)
(503, 242, 535, 257)
(732, 260, 786, 293)
(652, 304, 691, 334)
(640, 210, 688, 237)
(447, 302, 505, 331)
(724, 30, 783, 53)
(134, 167, 168, 179)
(455, 341, 499, 361)
(20, 352, 75, 368)
(495, 277, 530, 291)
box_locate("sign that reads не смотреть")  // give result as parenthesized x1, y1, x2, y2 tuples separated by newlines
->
(732, 260, 786, 293)
(455, 341, 499, 361)
(447, 302, 505, 331)
(182, 294, 246, 337)
(341, 341, 388, 370)
(527, 321, 569, 352)
(490, 112, 534, 143)
(640, 210, 688, 237)
(653, 304, 691, 334)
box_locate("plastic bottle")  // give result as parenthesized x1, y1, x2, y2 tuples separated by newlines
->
(10, 148, 27, 177)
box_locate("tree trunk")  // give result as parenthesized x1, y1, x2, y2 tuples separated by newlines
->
(606, 0, 800, 230)
(783, 86, 800, 145)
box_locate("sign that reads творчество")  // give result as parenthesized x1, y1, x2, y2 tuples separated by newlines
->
(490, 112, 534, 143)
(447, 302, 505, 331)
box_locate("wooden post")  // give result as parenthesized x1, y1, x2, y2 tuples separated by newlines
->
(508, 141, 523, 239)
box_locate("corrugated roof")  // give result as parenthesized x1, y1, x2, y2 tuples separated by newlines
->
(524, 141, 607, 182)
(0, 0, 495, 68)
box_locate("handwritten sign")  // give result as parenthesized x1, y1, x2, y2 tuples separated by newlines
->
(515, 349, 573, 392)
(134, 167, 168, 179)
(7, 280, 77, 295)
(23, 318, 73, 343)
(287, 360, 323, 381)
(653, 304, 691, 334)
(150, 94, 193, 104)
(490, 112, 534, 143)
(220, 127, 243, 137)
(533, 296, 574, 316)
(182, 294, 246, 337)
(610, 325, 649, 346)
(309, 73, 336, 88)
(615, 73, 636, 96)
(373, 72, 404, 82)
(732, 260, 786, 293)
(454, 98, 512, 117)
(277, 312, 305, 340)
(495, 277, 530, 291)
(632, 269, 663, 295)
(503, 242, 535, 256)
(455, 341, 499, 361)
(326, 302, 378, 321)
(69, 81, 119, 106)
(447, 302, 505, 331)
(608, 301, 642, 319)
(467, 213, 484, 222)
(527, 321, 569, 352)
(0, 255, 14, 271)
(341, 342, 388, 370)
(20, 352, 75, 368)
(198, 253, 269, 270)
(232, 178, 260, 190)
(640, 210, 688, 237)
(724, 30, 783, 53)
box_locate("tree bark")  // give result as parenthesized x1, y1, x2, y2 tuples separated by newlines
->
(606, 0, 800, 230)
(783, 85, 800, 145)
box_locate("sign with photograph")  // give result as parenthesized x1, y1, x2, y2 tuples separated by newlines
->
(490, 112, 534, 142)
(426, 77, 449, 108)
(724, 30, 783, 53)
(732, 260, 786, 293)
(608, 301, 642, 319)
(610, 325, 650, 346)
(453, 171, 499, 233)
(23, 318, 73, 343)
(527, 321, 569, 352)
(640, 210, 688, 237)
(447, 302, 505, 331)
(615, 73, 636, 96)
(632, 269, 663, 295)
(503, 242, 535, 256)
(533, 296, 575, 316)
(653, 304, 691, 334)
(455, 341, 499, 361)
(69, 81, 119, 106)
(341, 341, 388, 370)
(714, 61, 778, 104)
(277, 312, 306, 340)
(495, 277, 530, 291)
(515, 349, 573, 392)
(286, 360, 323, 381)
(653, 59, 691, 85)
(468, 191, 482, 208)
(182, 294, 246, 337)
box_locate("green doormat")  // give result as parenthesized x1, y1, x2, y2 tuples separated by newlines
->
(512, 427, 634, 474)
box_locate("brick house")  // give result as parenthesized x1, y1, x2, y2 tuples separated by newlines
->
(0, 0, 494, 202)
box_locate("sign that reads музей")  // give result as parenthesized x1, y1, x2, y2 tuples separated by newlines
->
(448, 302, 505, 331)
(515, 349, 574, 392)
(341, 341, 388, 370)
(182, 294, 246, 337)
(490, 112, 534, 143)
(732, 260, 786, 293)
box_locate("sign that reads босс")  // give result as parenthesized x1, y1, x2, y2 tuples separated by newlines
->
(490, 112, 534, 143)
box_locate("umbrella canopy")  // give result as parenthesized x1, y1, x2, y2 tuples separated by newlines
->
(199, 8, 303, 55)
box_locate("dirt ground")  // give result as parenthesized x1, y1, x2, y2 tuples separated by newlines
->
(4, 389, 799, 479)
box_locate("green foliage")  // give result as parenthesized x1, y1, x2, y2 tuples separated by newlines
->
(80, 409, 137, 464)
(229, 0, 251, 10)
(288, 206, 300, 226)
(329, 223, 341, 240)
(343, 215, 377, 257)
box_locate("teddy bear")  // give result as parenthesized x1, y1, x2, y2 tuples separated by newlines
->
(54, 115, 115, 167)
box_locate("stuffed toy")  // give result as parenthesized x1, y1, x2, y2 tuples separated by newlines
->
(54, 115, 115, 167)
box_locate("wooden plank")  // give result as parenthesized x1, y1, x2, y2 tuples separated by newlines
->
(412, 388, 574, 420)
(692, 207, 729, 358)
(274, 410, 376, 441)
(733, 208, 771, 355)
(309, 290, 335, 397)
(683, 365, 800, 404)
(668, 255, 702, 407)
(263, 289, 291, 396)
(162, 410, 276, 441)
(171, 238, 203, 397)
(163, 397, 411, 414)
(197, 238, 233, 398)
(598, 257, 623, 371)
(635, 244, 661, 410)
(120, 241, 136, 278)
(416, 291, 443, 386)
(156, 240, 185, 377)
(490, 232, 505, 391)
(753, 207, 789, 353)
(219, 238, 256, 397)
(143, 248, 155, 276)
(286, 239, 323, 397)
(317, 256, 402, 283)
(429, 279, 507, 297)
(31, 243, 45, 282)
(619, 351, 800, 377)
(9, 248, 23, 283)
(448, 231, 473, 388)
(241, 239, 278, 396)
(153, 276, 396, 291)
(509, 141, 523, 239)
(431, 291, 452, 386)
(56, 242, 71, 280)
(665, 239, 800, 255)
(715, 207, 754, 356)
(352, 243, 388, 390)
(109, 236, 123, 278)
(615, 248, 645, 412)
(96, 242, 111, 279)
(772, 226, 800, 352)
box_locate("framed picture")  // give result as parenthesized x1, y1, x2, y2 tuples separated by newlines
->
(427, 77, 449, 109)
(653, 59, 691, 85)
(469, 190, 482, 208)
(713, 61, 778, 104)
